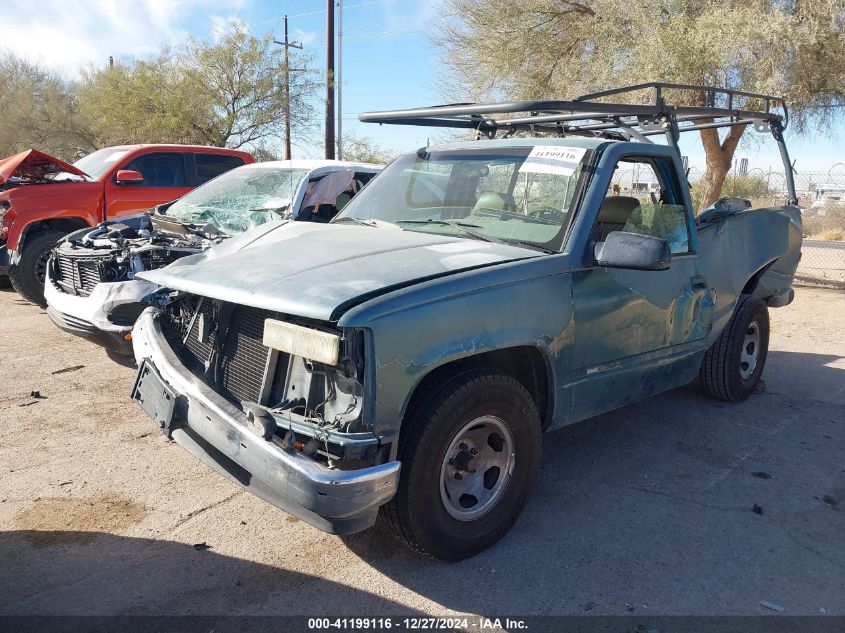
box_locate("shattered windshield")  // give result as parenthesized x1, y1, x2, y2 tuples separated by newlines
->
(165, 166, 310, 235)
(335, 145, 589, 251)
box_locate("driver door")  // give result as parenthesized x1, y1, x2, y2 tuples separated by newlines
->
(568, 154, 715, 421)
(104, 152, 192, 219)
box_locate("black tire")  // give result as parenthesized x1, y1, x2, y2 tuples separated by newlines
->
(381, 368, 542, 560)
(699, 294, 769, 402)
(9, 230, 66, 307)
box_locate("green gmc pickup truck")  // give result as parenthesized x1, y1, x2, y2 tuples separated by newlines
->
(130, 84, 802, 560)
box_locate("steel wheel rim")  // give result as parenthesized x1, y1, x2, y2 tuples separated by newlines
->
(740, 321, 761, 380)
(439, 415, 515, 521)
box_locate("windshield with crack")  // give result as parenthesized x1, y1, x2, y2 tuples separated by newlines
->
(165, 166, 311, 235)
(334, 145, 589, 250)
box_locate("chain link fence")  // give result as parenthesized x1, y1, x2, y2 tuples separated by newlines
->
(611, 166, 845, 288)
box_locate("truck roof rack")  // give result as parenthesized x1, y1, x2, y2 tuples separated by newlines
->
(359, 83, 786, 141)
(359, 82, 796, 204)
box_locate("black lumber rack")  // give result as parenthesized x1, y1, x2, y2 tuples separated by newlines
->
(359, 82, 796, 203)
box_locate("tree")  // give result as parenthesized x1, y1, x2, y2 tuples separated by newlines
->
(0, 52, 94, 160)
(437, 0, 845, 210)
(339, 132, 394, 164)
(78, 25, 319, 150)
(690, 173, 770, 210)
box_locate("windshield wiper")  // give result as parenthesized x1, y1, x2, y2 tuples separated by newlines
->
(332, 217, 397, 228)
(397, 219, 554, 253)
(395, 219, 493, 240)
(500, 239, 556, 254)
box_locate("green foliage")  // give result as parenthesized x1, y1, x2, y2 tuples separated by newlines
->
(0, 53, 94, 160)
(437, 0, 845, 206)
(78, 25, 318, 150)
(339, 132, 394, 165)
(0, 24, 320, 159)
(691, 174, 771, 210)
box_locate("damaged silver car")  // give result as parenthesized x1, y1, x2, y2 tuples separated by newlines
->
(45, 160, 381, 360)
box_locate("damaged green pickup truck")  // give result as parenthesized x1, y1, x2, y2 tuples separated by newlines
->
(130, 84, 801, 560)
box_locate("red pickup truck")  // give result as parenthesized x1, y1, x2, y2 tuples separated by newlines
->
(0, 144, 253, 305)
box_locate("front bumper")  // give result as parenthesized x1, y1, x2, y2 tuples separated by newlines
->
(46, 305, 135, 356)
(131, 308, 400, 535)
(44, 272, 157, 355)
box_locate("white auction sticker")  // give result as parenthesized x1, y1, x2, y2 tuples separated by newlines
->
(518, 145, 588, 176)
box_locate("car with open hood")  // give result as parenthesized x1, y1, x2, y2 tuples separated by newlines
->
(129, 84, 802, 560)
(44, 160, 381, 360)
(0, 144, 254, 305)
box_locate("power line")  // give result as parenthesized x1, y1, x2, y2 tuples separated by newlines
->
(252, 0, 394, 23)
(303, 28, 422, 44)
(342, 15, 431, 32)
(343, 28, 420, 40)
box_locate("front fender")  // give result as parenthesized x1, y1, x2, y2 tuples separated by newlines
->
(9, 211, 95, 252)
(340, 260, 575, 437)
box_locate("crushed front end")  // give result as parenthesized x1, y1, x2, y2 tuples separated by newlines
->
(45, 213, 216, 356)
(130, 293, 399, 534)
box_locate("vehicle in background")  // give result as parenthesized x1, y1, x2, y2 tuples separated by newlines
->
(45, 160, 381, 361)
(129, 84, 801, 560)
(0, 144, 254, 305)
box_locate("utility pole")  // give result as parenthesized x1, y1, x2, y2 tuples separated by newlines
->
(325, 0, 336, 159)
(273, 16, 302, 161)
(337, 0, 343, 160)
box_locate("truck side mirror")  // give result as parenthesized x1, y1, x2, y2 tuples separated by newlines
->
(594, 231, 671, 271)
(115, 169, 144, 185)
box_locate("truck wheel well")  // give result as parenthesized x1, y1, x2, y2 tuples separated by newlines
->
(404, 346, 552, 431)
(20, 218, 89, 248)
(741, 260, 775, 296)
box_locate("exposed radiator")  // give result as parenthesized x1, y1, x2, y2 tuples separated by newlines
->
(166, 300, 273, 404)
(55, 252, 108, 295)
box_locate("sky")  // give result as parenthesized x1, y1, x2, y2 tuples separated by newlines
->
(1, 0, 843, 176)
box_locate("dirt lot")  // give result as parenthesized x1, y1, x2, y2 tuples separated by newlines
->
(0, 285, 843, 617)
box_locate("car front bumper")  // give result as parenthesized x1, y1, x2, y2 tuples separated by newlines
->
(46, 305, 135, 356)
(130, 308, 400, 535)
(44, 273, 158, 356)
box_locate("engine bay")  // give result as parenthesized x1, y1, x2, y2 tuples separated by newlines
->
(159, 292, 373, 463)
(51, 212, 222, 295)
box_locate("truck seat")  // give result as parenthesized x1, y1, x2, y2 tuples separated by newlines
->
(594, 196, 640, 241)
(472, 191, 517, 214)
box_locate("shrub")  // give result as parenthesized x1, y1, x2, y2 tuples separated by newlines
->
(690, 174, 773, 212)
(817, 229, 845, 241)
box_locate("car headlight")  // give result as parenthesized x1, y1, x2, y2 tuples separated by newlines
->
(262, 318, 340, 366)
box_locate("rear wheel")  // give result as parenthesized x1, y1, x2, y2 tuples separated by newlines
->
(381, 368, 541, 560)
(699, 294, 769, 402)
(9, 230, 66, 307)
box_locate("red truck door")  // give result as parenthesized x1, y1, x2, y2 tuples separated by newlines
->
(103, 151, 193, 219)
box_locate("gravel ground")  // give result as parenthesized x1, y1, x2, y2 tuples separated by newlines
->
(0, 285, 843, 617)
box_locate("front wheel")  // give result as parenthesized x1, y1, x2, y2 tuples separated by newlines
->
(699, 294, 770, 402)
(9, 230, 67, 306)
(381, 369, 542, 560)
